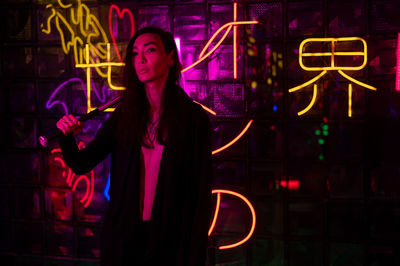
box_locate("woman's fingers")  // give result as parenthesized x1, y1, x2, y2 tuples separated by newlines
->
(56, 115, 84, 136)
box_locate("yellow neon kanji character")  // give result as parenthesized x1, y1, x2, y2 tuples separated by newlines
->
(289, 37, 377, 117)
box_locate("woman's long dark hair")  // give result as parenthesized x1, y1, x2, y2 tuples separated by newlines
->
(117, 26, 183, 147)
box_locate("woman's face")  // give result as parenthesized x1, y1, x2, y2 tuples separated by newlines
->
(132, 33, 174, 86)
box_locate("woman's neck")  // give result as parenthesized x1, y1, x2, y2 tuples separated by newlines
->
(145, 82, 164, 121)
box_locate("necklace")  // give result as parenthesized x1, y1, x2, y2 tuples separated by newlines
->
(145, 117, 160, 147)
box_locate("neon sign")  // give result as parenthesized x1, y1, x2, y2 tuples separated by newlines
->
(396, 32, 400, 91)
(108, 4, 135, 62)
(289, 37, 377, 117)
(76, 43, 125, 112)
(43, 2, 257, 248)
(102, 183, 256, 249)
(50, 144, 94, 208)
(208, 189, 256, 250)
(41, 0, 110, 78)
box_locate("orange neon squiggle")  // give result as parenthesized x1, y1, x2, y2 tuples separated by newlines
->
(212, 120, 253, 155)
(210, 189, 256, 250)
(198, 26, 230, 60)
(182, 21, 258, 73)
(208, 192, 221, 236)
(233, 2, 238, 79)
(193, 100, 217, 116)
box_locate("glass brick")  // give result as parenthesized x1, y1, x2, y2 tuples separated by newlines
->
(328, 164, 363, 199)
(328, 203, 365, 240)
(288, 1, 323, 37)
(5, 8, 32, 40)
(136, 6, 170, 31)
(287, 162, 326, 197)
(288, 240, 323, 266)
(9, 117, 37, 148)
(287, 123, 324, 159)
(213, 160, 246, 192)
(328, 0, 366, 36)
(368, 38, 397, 77)
(7, 82, 36, 113)
(12, 188, 41, 219)
(289, 201, 323, 236)
(370, 0, 400, 34)
(208, 44, 244, 80)
(212, 235, 247, 265)
(248, 2, 283, 39)
(180, 42, 207, 81)
(173, 5, 205, 41)
(77, 226, 101, 258)
(45, 223, 74, 257)
(249, 122, 284, 159)
(0, 222, 12, 252)
(369, 203, 400, 240)
(208, 82, 245, 117)
(8, 153, 40, 184)
(3, 47, 35, 77)
(37, 46, 67, 78)
(251, 238, 285, 266)
(252, 198, 283, 235)
(370, 163, 400, 198)
(0, 187, 10, 217)
(327, 123, 364, 161)
(45, 189, 73, 221)
(250, 162, 284, 196)
(13, 222, 43, 254)
(329, 242, 363, 266)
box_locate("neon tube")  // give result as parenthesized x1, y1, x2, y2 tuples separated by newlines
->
(297, 84, 318, 116)
(348, 83, 352, 117)
(212, 120, 253, 155)
(211, 189, 256, 250)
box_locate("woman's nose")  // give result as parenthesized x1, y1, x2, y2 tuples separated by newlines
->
(138, 51, 146, 63)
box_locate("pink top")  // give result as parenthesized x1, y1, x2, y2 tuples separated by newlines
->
(140, 142, 164, 221)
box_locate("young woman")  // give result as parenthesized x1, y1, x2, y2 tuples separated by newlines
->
(56, 27, 212, 266)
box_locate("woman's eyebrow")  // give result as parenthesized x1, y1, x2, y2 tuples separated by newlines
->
(133, 42, 158, 49)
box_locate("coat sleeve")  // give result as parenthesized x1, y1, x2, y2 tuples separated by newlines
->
(185, 106, 213, 266)
(58, 108, 119, 175)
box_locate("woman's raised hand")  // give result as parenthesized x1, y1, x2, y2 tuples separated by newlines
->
(56, 114, 84, 136)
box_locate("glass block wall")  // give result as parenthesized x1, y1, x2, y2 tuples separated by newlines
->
(1, 0, 400, 265)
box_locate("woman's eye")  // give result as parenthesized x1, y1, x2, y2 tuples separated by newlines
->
(132, 52, 138, 56)
(147, 47, 156, 52)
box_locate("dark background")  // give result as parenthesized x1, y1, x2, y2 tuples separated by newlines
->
(1, 0, 400, 265)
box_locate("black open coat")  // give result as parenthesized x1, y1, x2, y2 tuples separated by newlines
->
(59, 88, 213, 266)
